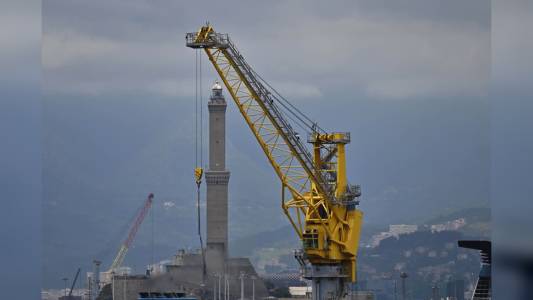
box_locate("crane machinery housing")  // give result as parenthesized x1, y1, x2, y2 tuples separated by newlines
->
(186, 25, 363, 300)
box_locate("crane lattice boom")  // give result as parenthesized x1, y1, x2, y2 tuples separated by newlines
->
(109, 193, 154, 271)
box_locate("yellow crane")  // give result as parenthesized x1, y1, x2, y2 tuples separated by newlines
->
(187, 25, 363, 299)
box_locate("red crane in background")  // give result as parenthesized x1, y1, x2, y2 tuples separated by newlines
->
(108, 193, 154, 272)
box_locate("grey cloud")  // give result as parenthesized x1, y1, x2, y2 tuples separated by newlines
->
(43, 0, 489, 100)
(353, 0, 489, 28)
(0, 1, 41, 88)
(492, 0, 533, 92)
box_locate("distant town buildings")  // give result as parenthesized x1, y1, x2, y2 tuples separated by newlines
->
(389, 224, 419, 237)
(430, 218, 466, 233)
(369, 224, 419, 247)
(369, 219, 467, 248)
(369, 232, 394, 248)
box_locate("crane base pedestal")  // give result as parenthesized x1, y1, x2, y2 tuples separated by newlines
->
(303, 265, 347, 300)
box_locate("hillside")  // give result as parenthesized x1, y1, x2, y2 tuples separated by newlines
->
(423, 206, 491, 238)
(229, 206, 489, 275)
(359, 230, 480, 299)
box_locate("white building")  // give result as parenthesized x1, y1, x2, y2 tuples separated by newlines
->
(389, 224, 419, 237)
(370, 224, 419, 247)
(289, 286, 312, 298)
(431, 218, 466, 232)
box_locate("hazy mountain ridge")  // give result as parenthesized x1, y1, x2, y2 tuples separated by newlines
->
(359, 230, 480, 300)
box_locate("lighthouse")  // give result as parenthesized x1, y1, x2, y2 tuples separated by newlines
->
(205, 81, 230, 273)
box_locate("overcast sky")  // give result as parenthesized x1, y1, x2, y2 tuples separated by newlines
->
(2, 0, 533, 297)
(43, 0, 490, 101)
(0, 0, 41, 298)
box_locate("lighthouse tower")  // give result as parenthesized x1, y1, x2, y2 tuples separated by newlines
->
(205, 81, 230, 273)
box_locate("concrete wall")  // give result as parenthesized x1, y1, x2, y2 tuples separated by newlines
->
(107, 255, 269, 300)
(205, 171, 230, 249)
(206, 242, 226, 274)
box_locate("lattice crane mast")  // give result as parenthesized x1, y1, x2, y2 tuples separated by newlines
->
(68, 267, 81, 297)
(186, 25, 363, 299)
(108, 193, 154, 272)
